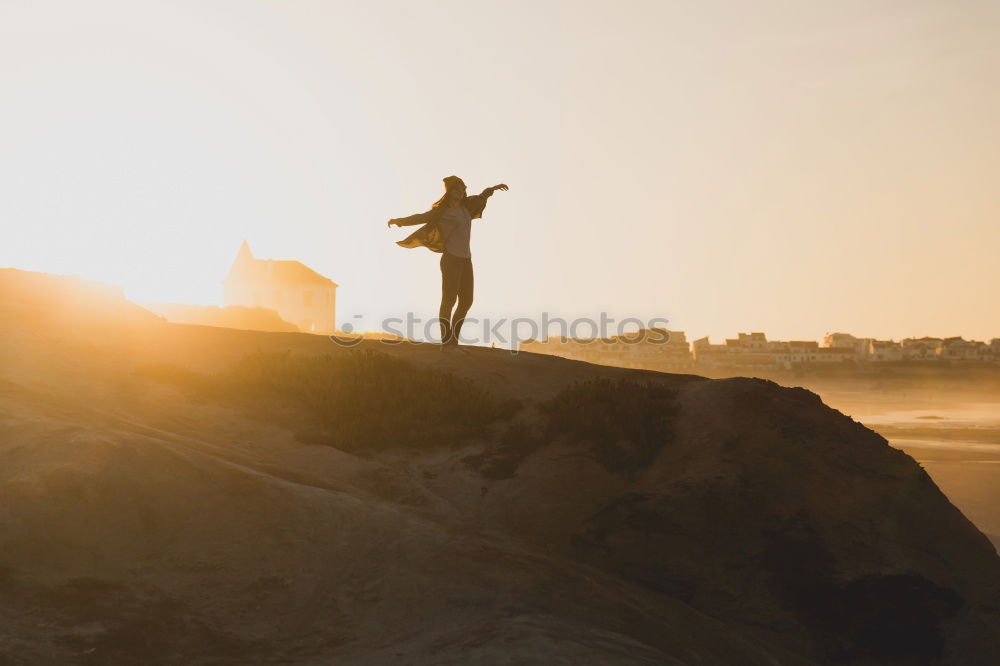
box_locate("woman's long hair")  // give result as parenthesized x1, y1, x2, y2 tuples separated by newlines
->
(431, 177, 466, 209)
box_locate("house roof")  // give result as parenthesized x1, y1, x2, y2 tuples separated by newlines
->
(225, 242, 338, 288)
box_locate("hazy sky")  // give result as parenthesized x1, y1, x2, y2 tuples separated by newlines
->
(2, 0, 998, 342)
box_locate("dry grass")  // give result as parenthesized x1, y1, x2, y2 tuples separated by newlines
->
(137, 350, 522, 455)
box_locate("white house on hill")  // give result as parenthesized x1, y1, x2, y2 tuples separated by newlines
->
(223, 241, 337, 333)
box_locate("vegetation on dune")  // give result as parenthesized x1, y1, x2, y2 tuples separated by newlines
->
(460, 420, 543, 480)
(136, 350, 521, 455)
(539, 377, 679, 479)
(464, 377, 679, 480)
(138, 356, 680, 476)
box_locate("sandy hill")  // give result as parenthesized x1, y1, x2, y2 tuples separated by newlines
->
(141, 302, 301, 333)
(0, 268, 998, 665)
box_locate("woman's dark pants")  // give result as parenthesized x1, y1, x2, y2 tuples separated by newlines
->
(439, 252, 474, 346)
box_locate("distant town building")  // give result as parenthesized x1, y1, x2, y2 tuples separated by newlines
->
(723, 332, 774, 368)
(223, 241, 338, 333)
(733, 332, 768, 350)
(824, 332, 872, 359)
(937, 336, 991, 361)
(901, 337, 944, 361)
(519, 329, 692, 370)
(520, 327, 1000, 371)
(868, 340, 903, 362)
(771, 340, 822, 367)
(816, 347, 858, 363)
(691, 336, 730, 367)
(823, 332, 857, 348)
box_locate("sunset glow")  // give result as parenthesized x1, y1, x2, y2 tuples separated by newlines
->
(2, 1, 998, 342)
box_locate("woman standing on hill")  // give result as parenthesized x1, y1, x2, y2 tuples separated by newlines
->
(388, 176, 509, 354)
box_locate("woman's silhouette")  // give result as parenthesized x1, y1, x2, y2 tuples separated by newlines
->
(389, 176, 509, 353)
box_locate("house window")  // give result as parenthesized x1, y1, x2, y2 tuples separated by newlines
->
(303, 291, 313, 307)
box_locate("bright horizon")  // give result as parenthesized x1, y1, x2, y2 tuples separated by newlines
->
(2, 0, 998, 343)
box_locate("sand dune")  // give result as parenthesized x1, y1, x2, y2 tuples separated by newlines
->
(1, 269, 997, 664)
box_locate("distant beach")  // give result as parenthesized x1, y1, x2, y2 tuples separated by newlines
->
(820, 396, 1000, 550)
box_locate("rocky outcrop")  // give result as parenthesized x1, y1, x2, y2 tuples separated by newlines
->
(0, 269, 997, 664)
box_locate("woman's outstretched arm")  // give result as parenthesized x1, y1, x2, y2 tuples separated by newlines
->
(465, 183, 509, 220)
(477, 184, 509, 199)
(388, 209, 435, 228)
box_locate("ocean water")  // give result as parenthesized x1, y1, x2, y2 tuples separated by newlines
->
(838, 401, 1000, 550)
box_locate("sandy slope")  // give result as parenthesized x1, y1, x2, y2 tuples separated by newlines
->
(1, 269, 997, 665)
